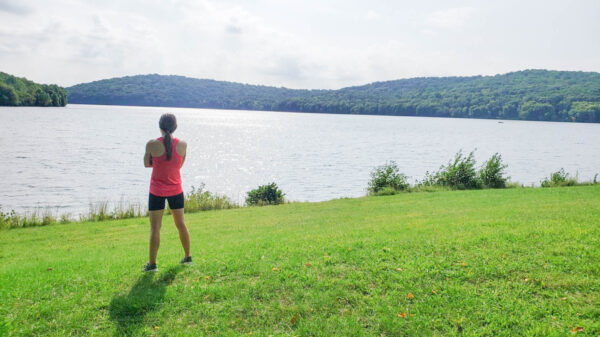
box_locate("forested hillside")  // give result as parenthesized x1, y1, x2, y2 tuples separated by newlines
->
(67, 74, 317, 109)
(67, 70, 600, 122)
(0, 72, 67, 106)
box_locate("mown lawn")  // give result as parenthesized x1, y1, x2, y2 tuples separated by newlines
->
(1, 186, 599, 336)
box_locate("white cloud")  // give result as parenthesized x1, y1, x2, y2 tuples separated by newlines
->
(0, 0, 598, 89)
(366, 10, 379, 20)
(426, 7, 477, 30)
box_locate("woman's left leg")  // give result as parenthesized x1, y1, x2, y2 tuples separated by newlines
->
(149, 209, 164, 264)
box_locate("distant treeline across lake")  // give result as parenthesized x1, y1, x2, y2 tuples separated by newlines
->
(66, 69, 600, 123)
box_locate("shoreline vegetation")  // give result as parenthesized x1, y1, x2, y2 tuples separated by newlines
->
(1, 151, 597, 230)
(66, 69, 600, 123)
(0, 72, 67, 107)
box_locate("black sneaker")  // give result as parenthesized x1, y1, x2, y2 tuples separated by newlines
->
(143, 262, 158, 272)
(180, 256, 192, 265)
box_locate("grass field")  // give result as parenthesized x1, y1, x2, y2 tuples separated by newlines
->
(1, 186, 599, 336)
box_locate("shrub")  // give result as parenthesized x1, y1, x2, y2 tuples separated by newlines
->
(479, 153, 509, 188)
(246, 183, 285, 206)
(540, 169, 577, 187)
(183, 184, 238, 212)
(368, 161, 409, 194)
(426, 151, 482, 190)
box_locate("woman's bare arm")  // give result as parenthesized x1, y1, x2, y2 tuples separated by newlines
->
(177, 140, 187, 167)
(144, 141, 153, 168)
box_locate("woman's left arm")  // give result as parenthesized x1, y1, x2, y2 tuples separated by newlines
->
(178, 140, 187, 167)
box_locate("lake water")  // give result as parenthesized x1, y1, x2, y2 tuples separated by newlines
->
(1, 104, 599, 215)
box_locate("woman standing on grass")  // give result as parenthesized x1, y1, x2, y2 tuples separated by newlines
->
(143, 113, 192, 272)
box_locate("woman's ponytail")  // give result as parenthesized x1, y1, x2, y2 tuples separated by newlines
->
(158, 113, 178, 161)
(164, 130, 173, 160)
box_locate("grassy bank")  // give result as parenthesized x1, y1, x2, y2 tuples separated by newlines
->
(1, 186, 599, 336)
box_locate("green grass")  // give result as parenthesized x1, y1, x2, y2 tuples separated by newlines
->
(1, 186, 599, 336)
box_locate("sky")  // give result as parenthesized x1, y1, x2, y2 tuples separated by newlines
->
(1, 0, 599, 89)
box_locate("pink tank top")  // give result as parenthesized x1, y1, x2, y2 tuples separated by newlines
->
(149, 137, 184, 196)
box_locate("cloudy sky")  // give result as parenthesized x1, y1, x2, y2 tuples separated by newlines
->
(1, 0, 599, 89)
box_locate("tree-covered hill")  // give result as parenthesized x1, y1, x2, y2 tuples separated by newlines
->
(0, 72, 67, 107)
(67, 70, 600, 123)
(67, 74, 320, 109)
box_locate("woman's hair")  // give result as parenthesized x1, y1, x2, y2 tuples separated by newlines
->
(159, 113, 177, 160)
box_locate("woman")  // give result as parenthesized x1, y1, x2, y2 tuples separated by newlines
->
(143, 113, 191, 272)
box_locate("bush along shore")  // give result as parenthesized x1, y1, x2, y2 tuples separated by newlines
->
(1, 151, 597, 230)
(367, 150, 598, 195)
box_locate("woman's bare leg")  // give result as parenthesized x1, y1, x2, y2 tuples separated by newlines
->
(149, 209, 164, 264)
(171, 208, 191, 257)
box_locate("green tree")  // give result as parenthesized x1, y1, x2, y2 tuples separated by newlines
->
(35, 89, 52, 106)
(519, 101, 554, 120)
(0, 83, 18, 105)
(0, 72, 67, 107)
(569, 101, 600, 123)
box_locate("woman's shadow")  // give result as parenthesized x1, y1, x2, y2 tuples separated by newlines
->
(109, 266, 181, 336)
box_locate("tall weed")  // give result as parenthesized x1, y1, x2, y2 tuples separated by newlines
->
(177, 184, 238, 212)
(479, 153, 509, 188)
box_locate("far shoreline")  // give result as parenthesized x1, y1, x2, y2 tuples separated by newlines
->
(60, 103, 600, 126)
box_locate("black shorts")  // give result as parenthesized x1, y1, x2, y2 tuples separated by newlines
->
(148, 192, 184, 211)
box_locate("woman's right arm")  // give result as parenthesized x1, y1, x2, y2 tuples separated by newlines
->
(144, 141, 153, 168)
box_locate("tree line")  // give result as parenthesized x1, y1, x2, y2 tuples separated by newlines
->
(66, 70, 600, 123)
(0, 72, 67, 107)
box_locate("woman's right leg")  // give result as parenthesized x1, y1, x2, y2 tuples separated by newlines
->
(149, 209, 164, 264)
(171, 208, 191, 258)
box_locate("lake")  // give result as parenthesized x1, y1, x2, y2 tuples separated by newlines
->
(1, 104, 599, 216)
